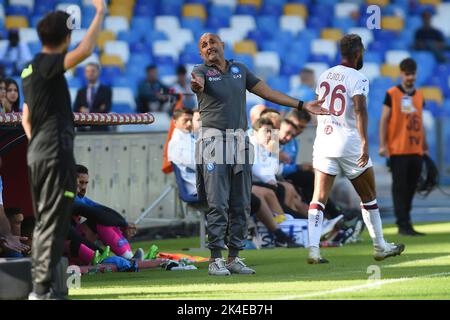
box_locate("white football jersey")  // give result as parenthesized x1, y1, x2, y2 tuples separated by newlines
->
(313, 65, 369, 157)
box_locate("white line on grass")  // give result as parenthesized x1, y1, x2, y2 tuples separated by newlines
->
(278, 272, 450, 300)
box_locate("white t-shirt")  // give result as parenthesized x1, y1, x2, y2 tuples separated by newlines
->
(168, 128, 197, 196)
(313, 65, 369, 157)
(250, 136, 281, 184)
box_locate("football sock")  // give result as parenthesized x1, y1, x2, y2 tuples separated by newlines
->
(97, 225, 133, 259)
(361, 200, 386, 250)
(308, 202, 325, 248)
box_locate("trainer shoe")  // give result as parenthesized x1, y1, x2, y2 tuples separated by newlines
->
(208, 258, 231, 276)
(321, 215, 344, 237)
(226, 257, 256, 274)
(307, 246, 329, 264)
(132, 248, 145, 262)
(399, 227, 426, 236)
(374, 242, 405, 261)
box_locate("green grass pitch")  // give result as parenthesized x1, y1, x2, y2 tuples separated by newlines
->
(70, 222, 450, 300)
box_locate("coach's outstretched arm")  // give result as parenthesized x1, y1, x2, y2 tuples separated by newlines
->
(64, 0, 106, 70)
(249, 80, 329, 115)
(353, 94, 369, 168)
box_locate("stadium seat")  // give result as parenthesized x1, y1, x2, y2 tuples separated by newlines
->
(234, 53, 254, 70)
(421, 87, 444, 105)
(10, 0, 34, 11)
(112, 87, 136, 110)
(380, 64, 400, 80)
(283, 3, 308, 18)
(100, 54, 124, 69)
(182, 4, 207, 20)
(117, 30, 142, 44)
(18, 28, 38, 43)
(109, 5, 133, 20)
(366, 0, 389, 6)
(419, 0, 441, 5)
(238, 0, 262, 8)
(385, 50, 410, 65)
(104, 16, 129, 35)
(212, 0, 237, 9)
(70, 29, 87, 47)
(321, 28, 343, 42)
(5, 16, 28, 29)
(303, 62, 329, 79)
(280, 15, 305, 35)
(230, 15, 256, 35)
(218, 27, 247, 46)
(97, 30, 116, 50)
(360, 63, 381, 81)
(334, 2, 359, 18)
(111, 0, 135, 6)
(152, 40, 180, 62)
(381, 16, 404, 31)
(104, 41, 130, 64)
(134, 2, 156, 17)
(233, 40, 258, 56)
(6, 5, 30, 17)
(155, 15, 180, 34)
(254, 51, 280, 79)
(267, 76, 290, 92)
(112, 103, 134, 114)
(311, 39, 337, 61)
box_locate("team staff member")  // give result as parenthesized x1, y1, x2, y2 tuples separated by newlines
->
(379, 58, 428, 236)
(191, 33, 327, 276)
(21, 0, 106, 299)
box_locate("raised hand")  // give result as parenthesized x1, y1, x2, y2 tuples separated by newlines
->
(191, 72, 204, 93)
(303, 99, 329, 115)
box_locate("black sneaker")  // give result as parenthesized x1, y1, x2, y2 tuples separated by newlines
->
(399, 227, 426, 236)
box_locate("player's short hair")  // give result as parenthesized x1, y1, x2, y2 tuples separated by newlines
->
(260, 108, 280, 117)
(340, 34, 364, 59)
(400, 58, 417, 73)
(76, 164, 89, 175)
(4, 207, 21, 217)
(282, 118, 299, 132)
(176, 65, 187, 75)
(37, 11, 72, 48)
(253, 117, 274, 131)
(173, 107, 193, 120)
(146, 64, 157, 72)
(287, 109, 311, 123)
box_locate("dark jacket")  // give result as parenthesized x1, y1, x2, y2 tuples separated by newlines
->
(73, 84, 112, 113)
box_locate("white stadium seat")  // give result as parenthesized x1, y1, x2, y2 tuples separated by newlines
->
(280, 15, 305, 35)
(161, 75, 177, 87)
(385, 50, 410, 65)
(104, 41, 130, 64)
(218, 28, 246, 46)
(347, 28, 374, 48)
(211, 0, 237, 9)
(113, 87, 136, 110)
(311, 39, 337, 61)
(335, 2, 359, 18)
(152, 40, 180, 61)
(246, 91, 264, 106)
(155, 15, 180, 35)
(19, 28, 39, 44)
(254, 51, 280, 79)
(437, 3, 450, 17)
(303, 62, 330, 79)
(104, 16, 129, 35)
(230, 15, 256, 35)
(431, 15, 450, 37)
(70, 29, 87, 46)
(56, 3, 74, 11)
(360, 62, 381, 82)
(69, 88, 78, 104)
(10, 0, 34, 10)
(78, 53, 100, 67)
(289, 75, 301, 91)
(167, 28, 194, 51)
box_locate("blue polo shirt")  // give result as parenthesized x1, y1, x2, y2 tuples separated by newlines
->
(281, 139, 300, 176)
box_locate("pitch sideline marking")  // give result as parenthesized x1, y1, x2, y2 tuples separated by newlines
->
(278, 271, 450, 300)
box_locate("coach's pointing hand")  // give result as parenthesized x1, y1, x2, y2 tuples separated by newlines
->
(304, 99, 330, 115)
(191, 72, 204, 93)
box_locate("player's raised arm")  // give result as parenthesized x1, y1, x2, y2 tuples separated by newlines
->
(353, 94, 369, 167)
(64, 0, 106, 70)
(249, 80, 329, 115)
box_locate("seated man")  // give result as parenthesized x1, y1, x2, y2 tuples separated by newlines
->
(73, 165, 143, 261)
(168, 107, 196, 196)
(251, 118, 308, 218)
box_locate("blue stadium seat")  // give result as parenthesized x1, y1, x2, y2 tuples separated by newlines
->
(81, 11, 97, 29)
(260, 3, 283, 16)
(411, 51, 436, 86)
(181, 17, 204, 34)
(157, 2, 181, 16)
(206, 16, 229, 29)
(310, 54, 332, 65)
(234, 54, 255, 71)
(144, 31, 169, 45)
(186, 0, 208, 4)
(129, 41, 152, 54)
(256, 16, 279, 38)
(153, 56, 176, 66)
(424, 101, 442, 118)
(158, 63, 176, 77)
(280, 63, 301, 77)
(298, 29, 319, 43)
(131, 17, 154, 36)
(28, 42, 42, 56)
(128, 53, 153, 68)
(179, 52, 202, 65)
(172, 163, 200, 203)
(117, 31, 142, 44)
(307, 16, 329, 30)
(267, 76, 290, 92)
(332, 17, 356, 33)
(373, 30, 398, 44)
(368, 41, 389, 57)
(247, 30, 269, 48)
(277, 31, 295, 48)
(134, 3, 157, 17)
(6, 5, 31, 17)
(236, 5, 258, 16)
(67, 77, 81, 88)
(209, 5, 233, 20)
(101, 66, 123, 82)
(261, 40, 286, 57)
(112, 76, 138, 95)
(364, 51, 383, 64)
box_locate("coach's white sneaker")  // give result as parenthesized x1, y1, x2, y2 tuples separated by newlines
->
(374, 242, 405, 261)
(307, 246, 329, 264)
(226, 257, 256, 274)
(208, 258, 231, 276)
